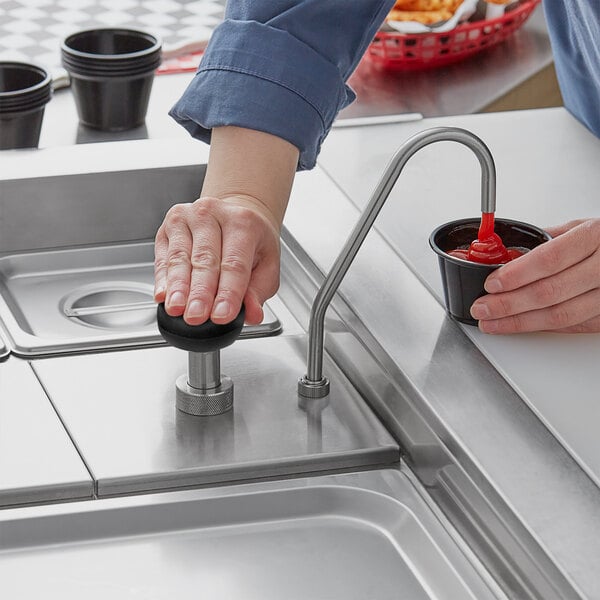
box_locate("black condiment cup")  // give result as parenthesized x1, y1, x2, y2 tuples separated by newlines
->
(61, 28, 162, 132)
(0, 62, 52, 149)
(429, 217, 551, 325)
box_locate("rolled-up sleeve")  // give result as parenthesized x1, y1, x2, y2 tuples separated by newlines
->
(169, 0, 394, 170)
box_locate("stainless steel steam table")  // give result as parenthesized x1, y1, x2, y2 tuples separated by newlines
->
(0, 104, 598, 599)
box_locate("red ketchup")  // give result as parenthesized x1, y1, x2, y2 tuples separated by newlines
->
(448, 212, 525, 264)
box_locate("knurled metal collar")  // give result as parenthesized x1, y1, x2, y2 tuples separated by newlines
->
(297, 376, 330, 399)
(176, 374, 234, 416)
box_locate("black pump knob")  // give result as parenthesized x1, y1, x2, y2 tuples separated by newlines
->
(157, 303, 245, 353)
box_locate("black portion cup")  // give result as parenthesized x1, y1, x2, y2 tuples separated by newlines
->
(429, 217, 551, 325)
(0, 62, 52, 149)
(61, 28, 162, 132)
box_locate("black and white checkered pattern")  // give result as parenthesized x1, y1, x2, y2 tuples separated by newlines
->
(0, 0, 226, 70)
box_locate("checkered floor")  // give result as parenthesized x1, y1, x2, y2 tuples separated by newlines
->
(0, 0, 225, 71)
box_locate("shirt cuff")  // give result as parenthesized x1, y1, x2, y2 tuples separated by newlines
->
(169, 20, 355, 170)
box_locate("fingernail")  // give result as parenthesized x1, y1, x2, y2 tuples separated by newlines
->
(154, 286, 165, 299)
(186, 300, 205, 319)
(470, 302, 490, 320)
(479, 319, 499, 334)
(485, 278, 503, 293)
(212, 300, 231, 319)
(168, 291, 186, 308)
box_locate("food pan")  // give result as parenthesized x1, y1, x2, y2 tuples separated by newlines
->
(0, 241, 291, 357)
(0, 468, 500, 599)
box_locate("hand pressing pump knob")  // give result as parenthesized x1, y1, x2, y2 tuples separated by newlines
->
(157, 303, 245, 416)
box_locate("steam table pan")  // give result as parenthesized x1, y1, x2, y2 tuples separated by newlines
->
(0, 241, 288, 357)
(0, 468, 499, 599)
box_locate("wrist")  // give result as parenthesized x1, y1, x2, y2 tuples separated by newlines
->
(200, 126, 299, 227)
(212, 193, 283, 236)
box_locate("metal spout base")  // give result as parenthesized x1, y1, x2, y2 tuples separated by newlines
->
(297, 376, 330, 399)
(176, 374, 234, 416)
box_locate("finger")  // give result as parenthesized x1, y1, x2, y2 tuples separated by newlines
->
(211, 221, 255, 324)
(163, 205, 194, 316)
(544, 219, 589, 238)
(472, 253, 599, 320)
(484, 222, 599, 294)
(183, 207, 222, 325)
(242, 289, 265, 326)
(243, 252, 281, 325)
(478, 288, 600, 334)
(154, 224, 168, 302)
(552, 315, 600, 334)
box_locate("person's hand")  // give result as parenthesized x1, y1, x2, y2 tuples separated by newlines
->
(471, 218, 600, 333)
(154, 195, 281, 326)
(153, 125, 299, 326)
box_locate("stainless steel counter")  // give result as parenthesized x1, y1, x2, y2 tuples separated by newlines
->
(1, 85, 597, 598)
(316, 107, 600, 490)
(0, 139, 512, 599)
(280, 108, 600, 599)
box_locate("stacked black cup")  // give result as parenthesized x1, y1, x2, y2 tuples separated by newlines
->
(61, 28, 162, 132)
(0, 62, 52, 149)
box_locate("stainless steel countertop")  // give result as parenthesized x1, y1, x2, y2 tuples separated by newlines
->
(0, 104, 596, 597)
(280, 109, 600, 598)
(316, 107, 600, 490)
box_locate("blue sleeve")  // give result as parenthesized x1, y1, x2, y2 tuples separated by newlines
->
(169, 0, 395, 170)
(543, 0, 600, 138)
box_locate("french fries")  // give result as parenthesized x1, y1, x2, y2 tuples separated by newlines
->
(386, 0, 463, 24)
(392, 0, 461, 10)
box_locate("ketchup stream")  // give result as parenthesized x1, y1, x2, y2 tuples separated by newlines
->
(448, 212, 524, 264)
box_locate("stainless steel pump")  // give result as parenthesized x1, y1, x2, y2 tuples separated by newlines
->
(298, 126, 497, 398)
(157, 303, 245, 415)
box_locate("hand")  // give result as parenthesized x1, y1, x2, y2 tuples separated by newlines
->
(154, 195, 281, 326)
(471, 218, 600, 333)
(153, 126, 298, 326)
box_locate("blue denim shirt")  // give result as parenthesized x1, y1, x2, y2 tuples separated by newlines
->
(543, 0, 600, 138)
(170, 0, 600, 170)
(169, 0, 394, 170)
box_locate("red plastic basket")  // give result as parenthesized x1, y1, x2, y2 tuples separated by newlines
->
(366, 0, 541, 71)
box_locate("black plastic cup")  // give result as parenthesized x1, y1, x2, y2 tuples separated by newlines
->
(429, 217, 551, 325)
(0, 62, 52, 150)
(61, 28, 162, 132)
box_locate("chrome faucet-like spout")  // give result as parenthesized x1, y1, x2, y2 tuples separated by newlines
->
(297, 126, 497, 399)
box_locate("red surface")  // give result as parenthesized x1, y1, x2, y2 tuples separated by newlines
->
(365, 0, 541, 71)
(157, 0, 539, 76)
(157, 52, 203, 75)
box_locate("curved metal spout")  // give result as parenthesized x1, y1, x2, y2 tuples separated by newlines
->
(298, 126, 496, 398)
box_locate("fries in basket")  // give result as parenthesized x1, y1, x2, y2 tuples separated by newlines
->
(386, 0, 464, 24)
